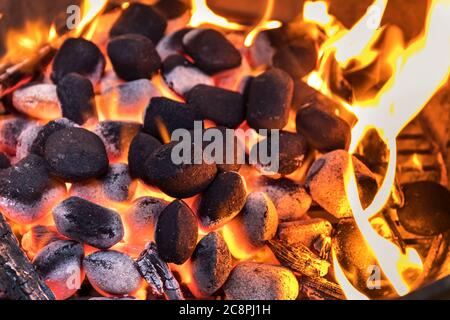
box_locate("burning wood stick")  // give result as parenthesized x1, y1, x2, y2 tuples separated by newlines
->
(268, 239, 330, 278)
(298, 275, 345, 300)
(0, 213, 55, 300)
(136, 242, 184, 300)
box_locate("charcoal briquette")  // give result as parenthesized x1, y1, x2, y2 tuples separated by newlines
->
(189, 232, 232, 298)
(44, 127, 109, 182)
(109, 2, 167, 44)
(21, 225, 65, 258)
(296, 105, 351, 152)
(398, 181, 450, 236)
(153, 0, 188, 20)
(143, 97, 196, 142)
(272, 41, 318, 79)
(156, 28, 192, 60)
(30, 118, 76, 157)
(155, 200, 198, 264)
(183, 28, 242, 75)
(0, 116, 33, 156)
(277, 218, 333, 249)
(198, 171, 247, 231)
(12, 83, 61, 120)
(107, 34, 162, 81)
(53, 196, 124, 249)
(0, 152, 10, 169)
(143, 141, 217, 198)
(251, 131, 308, 175)
(128, 132, 162, 179)
(51, 38, 105, 85)
(57, 73, 97, 125)
(186, 84, 245, 128)
(246, 68, 294, 130)
(33, 240, 85, 300)
(162, 54, 213, 96)
(83, 250, 142, 296)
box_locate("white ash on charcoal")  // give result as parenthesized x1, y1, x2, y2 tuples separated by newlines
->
(185, 84, 245, 128)
(12, 83, 61, 120)
(153, 0, 190, 34)
(256, 177, 311, 222)
(143, 97, 196, 142)
(246, 68, 294, 130)
(136, 242, 184, 300)
(44, 127, 109, 182)
(21, 225, 66, 258)
(98, 79, 161, 122)
(223, 262, 299, 300)
(397, 181, 450, 236)
(277, 218, 332, 258)
(128, 132, 162, 179)
(296, 104, 352, 153)
(161, 54, 213, 96)
(122, 196, 169, 246)
(109, 3, 167, 45)
(94, 121, 141, 162)
(107, 34, 162, 81)
(33, 240, 85, 300)
(52, 196, 124, 249)
(83, 250, 143, 297)
(15, 123, 42, 161)
(156, 28, 192, 61)
(155, 200, 198, 265)
(197, 171, 247, 231)
(70, 163, 135, 203)
(333, 218, 395, 299)
(251, 131, 308, 175)
(306, 150, 379, 219)
(248, 31, 276, 69)
(0, 152, 10, 169)
(0, 116, 34, 156)
(0, 155, 66, 224)
(226, 192, 278, 251)
(56, 73, 97, 125)
(51, 38, 105, 85)
(182, 28, 242, 75)
(143, 141, 217, 198)
(28, 118, 76, 157)
(189, 232, 232, 298)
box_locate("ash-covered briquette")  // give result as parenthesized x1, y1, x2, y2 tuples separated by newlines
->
(296, 105, 351, 152)
(52, 196, 124, 249)
(15, 123, 42, 161)
(21, 225, 65, 258)
(277, 218, 333, 250)
(0, 152, 10, 169)
(182, 28, 242, 75)
(232, 192, 278, 248)
(189, 232, 232, 298)
(153, 0, 188, 20)
(51, 38, 105, 85)
(198, 171, 247, 231)
(70, 163, 134, 203)
(256, 177, 311, 221)
(94, 121, 142, 162)
(44, 127, 109, 182)
(29, 118, 76, 157)
(107, 34, 162, 81)
(0, 116, 33, 156)
(143, 97, 196, 142)
(162, 54, 213, 96)
(143, 141, 217, 198)
(56, 73, 97, 125)
(155, 200, 198, 265)
(157, 28, 192, 60)
(397, 181, 450, 236)
(109, 2, 167, 44)
(272, 41, 318, 79)
(223, 262, 299, 300)
(128, 132, 162, 179)
(185, 85, 245, 128)
(122, 196, 169, 246)
(251, 131, 308, 175)
(33, 240, 84, 300)
(12, 83, 61, 120)
(246, 69, 294, 130)
(306, 150, 378, 219)
(83, 250, 142, 297)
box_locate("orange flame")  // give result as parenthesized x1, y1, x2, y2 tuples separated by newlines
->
(244, 0, 281, 47)
(74, 0, 108, 37)
(189, 0, 245, 30)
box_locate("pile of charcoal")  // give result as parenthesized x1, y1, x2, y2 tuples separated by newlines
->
(1, 1, 449, 301)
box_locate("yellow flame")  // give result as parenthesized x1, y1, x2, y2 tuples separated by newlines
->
(74, 0, 108, 37)
(189, 0, 245, 30)
(303, 1, 333, 27)
(244, 0, 281, 47)
(411, 154, 423, 170)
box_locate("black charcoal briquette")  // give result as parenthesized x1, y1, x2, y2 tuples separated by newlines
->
(128, 132, 162, 179)
(156, 28, 192, 60)
(30, 118, 76, 157)
(0, 152, 11, 169)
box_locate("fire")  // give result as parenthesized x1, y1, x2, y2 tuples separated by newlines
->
(74, 0, 109, 37)
(243, 0, 281, 47)
(189, 0, 245, 30)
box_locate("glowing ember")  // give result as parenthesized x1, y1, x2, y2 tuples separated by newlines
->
(189, 0, 245, 30)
